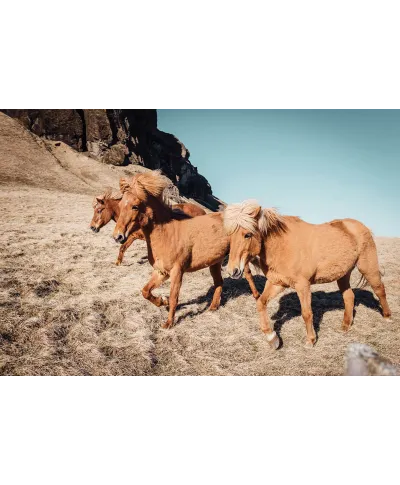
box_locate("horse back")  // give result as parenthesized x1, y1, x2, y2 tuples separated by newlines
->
(311, 218, 371, 283)
(265, 217, 369, 285)
(328, 218, 373, 251)
(173, 203, 206, 218)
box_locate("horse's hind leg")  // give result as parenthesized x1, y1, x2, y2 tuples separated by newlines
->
(142, 271, 169, 308)
(209, 262, 223, 311)
(337, 271, 355, 331)
(295, 281, 316, 347)
(162, 267, 183, 329)
(357, 240, 391, 319)
(244, 263, 260, 299)
(359, 269, 391, 319)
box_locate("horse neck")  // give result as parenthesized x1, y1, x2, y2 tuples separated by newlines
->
(147, 197, 174, 225)
(262, 216, 292, 260)
(107, 198, 121, 221)
(140, 197, 174, 240)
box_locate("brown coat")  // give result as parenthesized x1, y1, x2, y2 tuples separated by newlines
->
(90, 187, 208, 265)
(113, 171, 260, 328)
(224, 202, 391, 348)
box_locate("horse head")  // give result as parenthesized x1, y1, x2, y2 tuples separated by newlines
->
(113, 171, 170, 244)
(90, 189, 121, 232)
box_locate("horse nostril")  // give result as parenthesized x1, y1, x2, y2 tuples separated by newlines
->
(116, 234, 125, 244)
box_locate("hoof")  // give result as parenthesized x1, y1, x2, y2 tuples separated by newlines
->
(161, 321, 173, 329)
(266, 331, 280, 350)
(161, 297, 169, 307)
(305, 340, 315, 349)
(208, 299, 221, 311)
(384, 316, 393, 323)
(341, 323, 351, 332)
(253, 293, 260, 300)
(269, 336, 280, 350)
(115, 261, 121, 266)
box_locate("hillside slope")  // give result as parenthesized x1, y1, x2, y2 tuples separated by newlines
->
(1, 109, 223, 210)
(0, 113, 206, 208)
(0, 113, 399, 375)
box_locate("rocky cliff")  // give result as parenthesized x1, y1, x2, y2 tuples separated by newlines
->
(1, 109, 221, 210)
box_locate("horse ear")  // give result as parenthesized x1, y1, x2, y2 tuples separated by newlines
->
(96, 197, 105, 205)
(119, 178, 130, 193)
(133, 179, 148, 201)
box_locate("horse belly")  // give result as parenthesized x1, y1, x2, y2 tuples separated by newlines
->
(189, 235, 228, 272)
(314, 251, 357, 283)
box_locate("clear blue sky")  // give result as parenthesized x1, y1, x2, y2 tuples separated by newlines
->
(158, 110, 399, 237)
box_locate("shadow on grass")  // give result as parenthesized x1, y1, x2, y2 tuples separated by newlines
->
(173, 275, 266, 324)
(272, 289, 382, 338)
(177, 275, 266, 309)
(175, 275, 382, 335)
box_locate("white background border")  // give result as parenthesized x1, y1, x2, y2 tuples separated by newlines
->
(1, 378, 399, 484)
(1, 1, 399, 483)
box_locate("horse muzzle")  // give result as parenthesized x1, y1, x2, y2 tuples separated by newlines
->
(90, 226, 100, 233)
(114, 233, 126, 244)
(229, 267, 243, 280)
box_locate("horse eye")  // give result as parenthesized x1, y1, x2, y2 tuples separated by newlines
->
(132, 205, 139, 210)
(244, 233, 252, 239)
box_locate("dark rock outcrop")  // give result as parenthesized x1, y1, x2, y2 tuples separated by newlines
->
(1, 109, 219, 209)
(2, 109, 86, 150)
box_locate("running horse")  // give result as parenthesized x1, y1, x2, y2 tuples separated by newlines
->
(223, 200, 391, 349)
(112, 171, 260, 328)
(90, 187, 207, 265)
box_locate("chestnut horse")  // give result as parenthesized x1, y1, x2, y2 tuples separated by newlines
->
(90, 187, 207, 265)
(112, 171, 260, 329)
(223, 200, 391, 349)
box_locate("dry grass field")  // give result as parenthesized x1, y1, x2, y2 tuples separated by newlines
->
(1, 113, 399, 375)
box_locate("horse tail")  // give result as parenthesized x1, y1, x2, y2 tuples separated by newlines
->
(355, 266, 384, 289)
(354, 223, 384, 289)
(355, 273, 369, 289)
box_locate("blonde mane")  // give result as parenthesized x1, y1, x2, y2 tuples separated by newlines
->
(258, 207, 286, 236)
(120, 170, 171, 202)
(223, 199, 262, 235)
(92, 187, 123, 207)
(223, 200, 286, 236)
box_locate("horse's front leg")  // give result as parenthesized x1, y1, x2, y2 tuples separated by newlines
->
(257, 280, 284, 350)
(162, 266, 183, 329)
(337, 271, 355, 331)
(115, 232, 140, 265)
(142, 271, 169, 307)
(243, 263, 260, 299)
(295, 280, 316, 347)
(209, 262, 223, 310)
